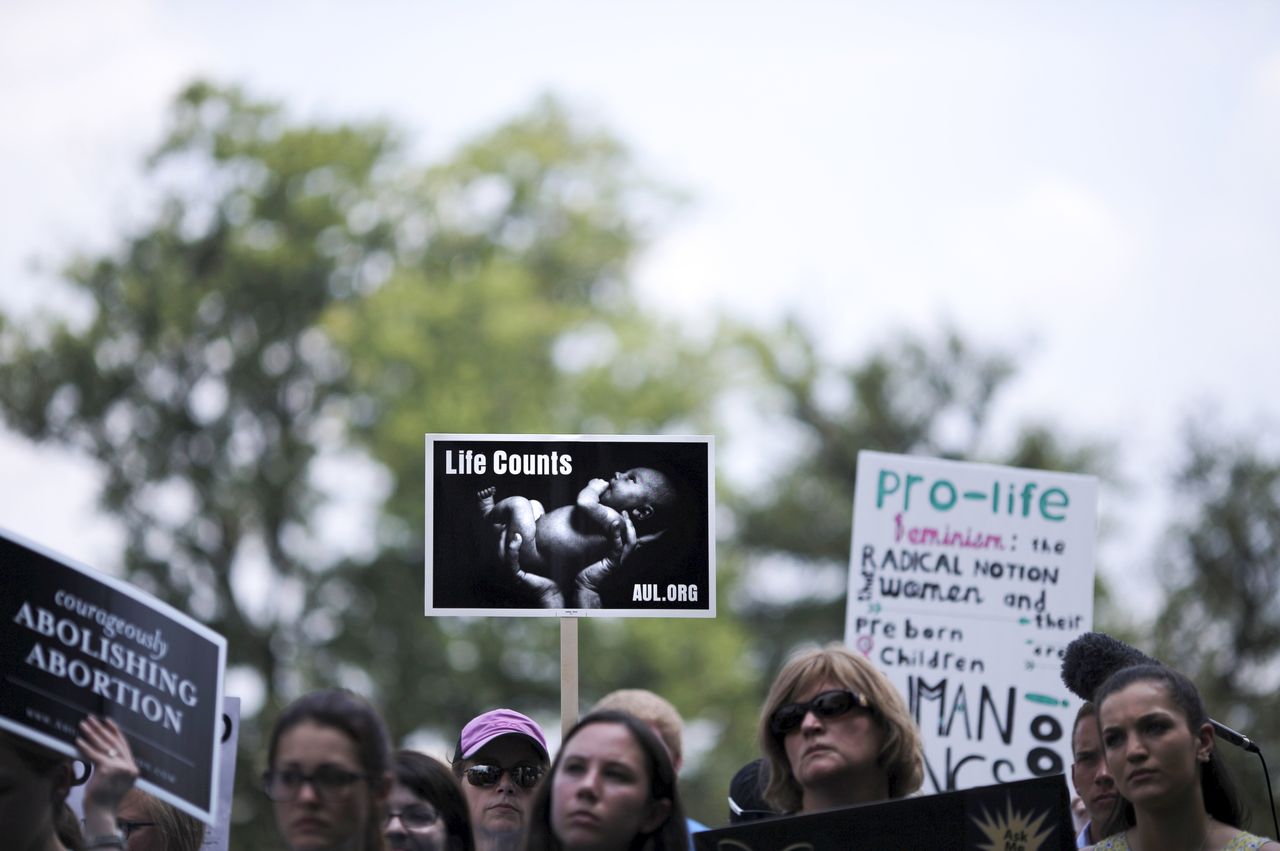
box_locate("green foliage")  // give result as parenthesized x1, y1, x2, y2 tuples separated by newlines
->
(0, 80, 410, 844)
(0, 81, 737, 841)
(724, 321, 1109, 654)
(1152, 424, 1280, 833)
(22, 77, 1261, 843)
(320, 93, 734, 826)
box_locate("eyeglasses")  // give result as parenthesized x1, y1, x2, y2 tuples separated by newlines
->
(385, 805, 440, 830)
(262, 766, 371, 801)
(769, 689, 872, 735)
(463, 763, 544, 790)
(117, 820, 157, 839)
(81, 819, 156, 840)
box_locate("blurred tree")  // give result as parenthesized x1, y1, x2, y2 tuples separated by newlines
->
(0, 82, 744, 843)
(723, 319, 1112, 680)
(0, 80, 405, 844)
(1152, 424, 1280, 834)
(0, 77, 1133, 840)
(319, 94, 753, 826)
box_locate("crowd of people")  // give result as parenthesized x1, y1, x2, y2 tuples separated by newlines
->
(3, 643, 1275, 851)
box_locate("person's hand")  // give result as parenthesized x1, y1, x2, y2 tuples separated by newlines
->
(610, 509, 638, 566)
(77, 715, 139, 837)
(503, 531, 565, 607)
(574, 510, 639, 607)
(577, 478, 610, 507)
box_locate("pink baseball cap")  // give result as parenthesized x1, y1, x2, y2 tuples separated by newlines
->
(459, 708, 549, 761)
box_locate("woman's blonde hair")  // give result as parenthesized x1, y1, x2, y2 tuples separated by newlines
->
(757, 643, 923, 812)
(128, 788, 206, 851)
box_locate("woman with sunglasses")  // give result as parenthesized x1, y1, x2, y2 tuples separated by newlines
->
(523, 709, 688, 851)
(758, 643, 923, 815)
(450, 709, 550, 851)
(386, 750, 474, 851)
(264, 688, 393, 851)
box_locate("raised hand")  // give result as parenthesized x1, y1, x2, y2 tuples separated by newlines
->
(77, 715, 139, 838)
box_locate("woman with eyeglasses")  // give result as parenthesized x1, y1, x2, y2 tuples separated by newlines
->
(264, 688, 393, 851)
(385, 750, 474, 851)
(523, 709, 688, 851)
(758, 643, 923, 815)
(4, 715, 140, 851)
(2, 715, 138, 851)
(450, 709, 550, 851)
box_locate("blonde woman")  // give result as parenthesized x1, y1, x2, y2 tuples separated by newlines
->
(757, 643, 923, 814)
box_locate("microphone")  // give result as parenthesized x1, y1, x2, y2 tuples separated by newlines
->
(1060, 632, 1259, 754)
(1209, 719, 1260, 754)
(1060, 632, 1159, 701)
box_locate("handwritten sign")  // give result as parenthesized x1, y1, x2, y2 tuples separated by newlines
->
(843, 451, 1096, 792)
(1, 528, 227, 823)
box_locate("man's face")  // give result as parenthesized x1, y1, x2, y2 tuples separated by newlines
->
(459, 735, 545, 849)
(1071, 715, 1117, 831)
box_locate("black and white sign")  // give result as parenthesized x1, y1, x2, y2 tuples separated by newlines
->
(1, 528, 227, 823)
(426, 434, 715, 617)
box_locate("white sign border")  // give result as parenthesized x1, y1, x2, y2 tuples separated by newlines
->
(425, 433, 716, 618)
(0, 525, 227, 824)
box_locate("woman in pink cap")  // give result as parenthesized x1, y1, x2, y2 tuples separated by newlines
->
(450, 709, 550, 851)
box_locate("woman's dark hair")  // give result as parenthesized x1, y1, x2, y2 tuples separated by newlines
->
(3, 731, 80, 848)
(56, 802, 87, 851)
(1094, 664, 1245, 828)
(523, 710, 689, 851)
(267, 688, 392, 851)
(4, 729, 69, 776)
(393, 750, 475, 851)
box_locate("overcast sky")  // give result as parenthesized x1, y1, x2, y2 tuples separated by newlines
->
(2, 0, 1278, 620)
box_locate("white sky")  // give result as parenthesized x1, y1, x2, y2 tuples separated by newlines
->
(2, 0, 1278, 621)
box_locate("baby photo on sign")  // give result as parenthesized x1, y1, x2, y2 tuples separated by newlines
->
(426, 435, 714, 617)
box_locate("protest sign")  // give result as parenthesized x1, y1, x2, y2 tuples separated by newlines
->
(844, 451, 1097, 792)
(697, 774, 1073, 851)
(65, 696, 238, 846)
(1, 528, 227, 823)
(204, 696, 240, 849)
(427, 434, 714, 617)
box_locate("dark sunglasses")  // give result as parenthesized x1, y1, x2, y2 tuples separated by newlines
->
(769, 689, 872, 735)
(464, 763, 544, 789)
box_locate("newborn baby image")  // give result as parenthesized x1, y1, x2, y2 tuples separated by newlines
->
(477, 467, 676, 589)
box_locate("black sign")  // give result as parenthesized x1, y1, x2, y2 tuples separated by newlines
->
(1, 530, 227, 823)
(427, 434, 715, 617)
(695, 775, 1074, 851)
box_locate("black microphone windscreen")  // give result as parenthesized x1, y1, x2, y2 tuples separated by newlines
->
(1059, 634, 1262, 755)
(1060, 632, 1160, 701)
